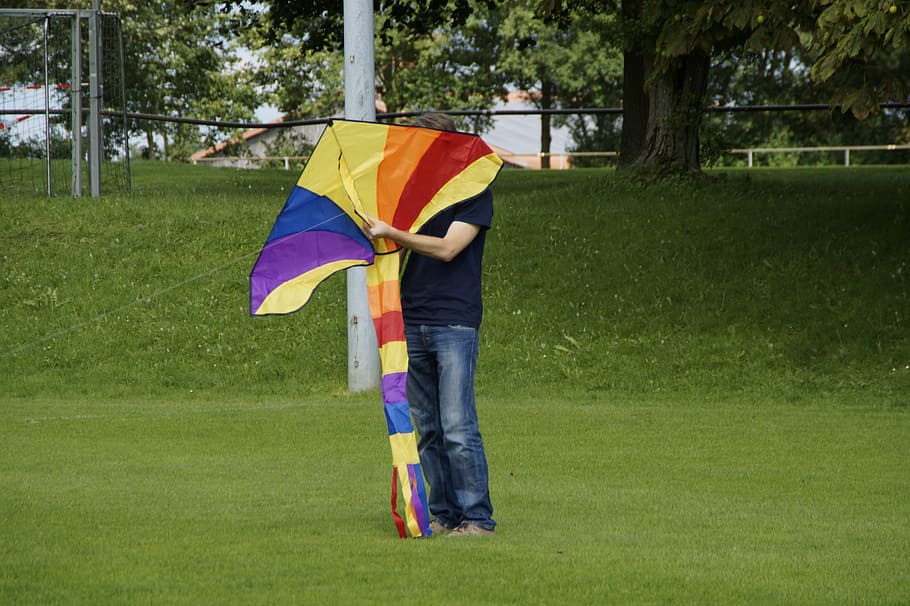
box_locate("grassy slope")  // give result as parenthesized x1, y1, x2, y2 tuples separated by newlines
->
(483, 167, 909, 405)
(1, 163, 909, 604)
(2, 163, 908, 404)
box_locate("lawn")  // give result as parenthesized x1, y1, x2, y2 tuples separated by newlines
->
(1, 163, 908, 604)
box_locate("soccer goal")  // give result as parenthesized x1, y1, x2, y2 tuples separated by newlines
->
(0, 7, 129, 196)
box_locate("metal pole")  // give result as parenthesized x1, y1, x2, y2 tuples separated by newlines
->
(71, 14, 82, 197)
(87, 0, 103, 196)
(43, 17, 52, 195)
(343, 0, 380, 392)
(115, 15, 130, 192)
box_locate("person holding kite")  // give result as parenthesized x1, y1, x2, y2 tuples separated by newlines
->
(362, 113, 497, 538)
(251, 114, 501, 538)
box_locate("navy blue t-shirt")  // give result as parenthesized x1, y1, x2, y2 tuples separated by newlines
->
(400, 189, 493, 328)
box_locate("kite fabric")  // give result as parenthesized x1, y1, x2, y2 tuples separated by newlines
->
(249, 119, 503, 538)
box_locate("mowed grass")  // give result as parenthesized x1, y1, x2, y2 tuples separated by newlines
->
(2, 163, 909, 604)
(3, 397, 907, 604)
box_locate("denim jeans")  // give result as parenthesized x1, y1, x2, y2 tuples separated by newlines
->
(405, 324, 495, 530)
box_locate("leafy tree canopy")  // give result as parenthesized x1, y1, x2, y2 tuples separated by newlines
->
(533, 0, 910, 118)
(250, 0, 908, 120)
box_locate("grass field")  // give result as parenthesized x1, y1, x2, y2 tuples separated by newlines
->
(2, 163, 909, 604)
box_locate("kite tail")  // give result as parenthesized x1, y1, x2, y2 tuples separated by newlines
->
(368, 254, 432, 538)
(391, 461, 432, 538)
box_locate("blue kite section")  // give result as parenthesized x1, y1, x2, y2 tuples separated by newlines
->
(267, 186, 371, 249)
(384, 401, 414, 435)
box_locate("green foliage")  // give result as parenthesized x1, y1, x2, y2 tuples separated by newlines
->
(542, 1, 909, 138)
(497, 3, 622, 103)
(809, 0, 910, 118)
(118, 1, 258, 160)
(496, 2, 624, 154)
(12, 0, 906, 172)
(231, 1, 507, 132)
(629, 1, 910, 118)
(372, 10, 505, 132)
(245, 0, 499, 49)
(703, 49, 909, 166)
(245, 40, 347, 121)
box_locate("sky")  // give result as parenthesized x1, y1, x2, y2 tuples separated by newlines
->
(482, 98, 570, 155)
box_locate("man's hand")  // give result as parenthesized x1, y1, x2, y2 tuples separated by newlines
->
(361, 214, 480, 262)
(361, 215, 394, 241)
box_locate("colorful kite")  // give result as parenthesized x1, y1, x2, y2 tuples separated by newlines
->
(249, 119, 502, 538)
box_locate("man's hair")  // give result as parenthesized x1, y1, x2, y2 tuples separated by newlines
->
(410, 112, 457, 132)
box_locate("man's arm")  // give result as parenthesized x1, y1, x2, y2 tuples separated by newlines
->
(362, 216, 480, 262)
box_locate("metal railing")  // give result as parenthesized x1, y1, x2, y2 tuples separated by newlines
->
(727, 144, 910, 167)
(190, 145, 910, 170)
(166, 105, 910, 170)
(190, 155, 311, 170)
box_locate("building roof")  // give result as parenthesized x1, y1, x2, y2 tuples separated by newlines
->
(189, 117, 287, 161)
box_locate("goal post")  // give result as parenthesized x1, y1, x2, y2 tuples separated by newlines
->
(0, 6, 129, 196)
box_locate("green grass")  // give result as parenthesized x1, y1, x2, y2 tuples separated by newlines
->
(2, 163, 909, 604)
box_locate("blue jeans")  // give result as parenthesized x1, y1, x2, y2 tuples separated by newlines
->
(405, 324, 495, 530)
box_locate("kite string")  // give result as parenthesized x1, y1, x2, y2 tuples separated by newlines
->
(2, 210, 354, 358)
(2, 251, 258, 358)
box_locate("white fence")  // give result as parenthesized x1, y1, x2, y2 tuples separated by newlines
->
(727, 144, 910, 167)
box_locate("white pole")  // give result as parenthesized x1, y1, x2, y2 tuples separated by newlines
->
(87, 0, 103, 196)
(42, 17, 51, 195)
(71, 14, 82, 197)
(343, 0, 380, 392)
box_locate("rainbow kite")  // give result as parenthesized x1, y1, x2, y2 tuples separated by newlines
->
(250, 119, 502, 538)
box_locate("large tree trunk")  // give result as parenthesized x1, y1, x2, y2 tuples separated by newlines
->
(619, 0, 711, 173)
(145, 128, 154, 160)
(635, 51, 710, 173)
(540, 79, 553, 170)
(618, 0, 647, 168)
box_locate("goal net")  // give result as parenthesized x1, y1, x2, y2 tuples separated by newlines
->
(0, 9, 129, 196)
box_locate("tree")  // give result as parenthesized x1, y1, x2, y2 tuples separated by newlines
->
(230, 0, 910, 174)
(808, 0, 910, 120)
(584, 0, 811, 173)
(253, 0, 767, 172)
(550, 0, 910, 172)
(238, 25, 347, 122)
(702, 46, 908, 168)
(117, 1, 257, 159)
(496, 2, 622, 167)
(232, 2, 507, 133)
(372, 9, 507, 132)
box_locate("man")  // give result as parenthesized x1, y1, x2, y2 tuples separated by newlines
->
(362, 114, 496, 537)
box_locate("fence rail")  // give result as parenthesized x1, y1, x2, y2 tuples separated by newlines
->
(727, 144, 910, 167)
(192, 145, 909, 171)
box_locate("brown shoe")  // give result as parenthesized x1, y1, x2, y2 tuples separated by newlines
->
(448, 523, 495, 537)
(429, 519, 454, 536)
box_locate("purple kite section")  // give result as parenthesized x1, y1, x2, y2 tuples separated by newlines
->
(250, 230, 373, 314)
(381, 372, 408, 406)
